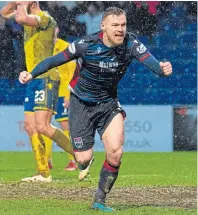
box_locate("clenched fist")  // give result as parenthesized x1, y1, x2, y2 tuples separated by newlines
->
(160, 62, 172, 76)
(18, 71, 33, 84)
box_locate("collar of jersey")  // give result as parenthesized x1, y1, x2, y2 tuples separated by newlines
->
(98, 31, 114, 50)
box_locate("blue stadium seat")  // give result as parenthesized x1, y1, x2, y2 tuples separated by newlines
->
(187, 23, 197, 31)
(4, 88, 25, 105)
(0, 78, 11, 89)
(179, 34, 197, 46)
(0, 88, 7, 104)
(12, 79, 27, 89)
(139, 36, 150, 46)
(172, 88, 197, 104)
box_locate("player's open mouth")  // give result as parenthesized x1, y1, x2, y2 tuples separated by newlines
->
(115, 34, 124, 39)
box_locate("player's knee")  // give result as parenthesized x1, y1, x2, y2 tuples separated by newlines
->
(107, 147, 123, 166)
(36, 123, 48, 136)
(74, 149, 93, 165)
(110, 146, 123, 157)
(75, 157, 90, 165)
(75, 153, 92, 165)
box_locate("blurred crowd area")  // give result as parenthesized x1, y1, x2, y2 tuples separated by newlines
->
(0, 1, 196, 79)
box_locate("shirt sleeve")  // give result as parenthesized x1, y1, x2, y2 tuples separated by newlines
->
(131, 39, 164, 77)
(31, 39, 88, 79)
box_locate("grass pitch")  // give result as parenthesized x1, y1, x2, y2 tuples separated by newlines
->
(0, 151, 196, 215)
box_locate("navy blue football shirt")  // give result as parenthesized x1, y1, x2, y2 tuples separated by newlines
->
(31, 31, 164, 102)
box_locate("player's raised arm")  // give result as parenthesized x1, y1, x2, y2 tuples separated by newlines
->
(0, 1, 17, 19)
(29, 40, 87, 80)
(30, 51, 73, 79)
(18, 51, 71, 84)
(131, 39, 172, 77)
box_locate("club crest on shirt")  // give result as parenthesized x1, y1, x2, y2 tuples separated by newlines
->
(74, 137, 83, 149)
(136, 43, 147, 54)
(116, 45, 126, 54)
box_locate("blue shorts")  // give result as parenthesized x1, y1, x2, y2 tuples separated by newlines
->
(69, 93, 126, 151)
(55, 96, 69, 122)
(24, 78, 59, 114)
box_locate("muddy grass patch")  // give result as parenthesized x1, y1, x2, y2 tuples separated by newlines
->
(0, 183, 196, 209)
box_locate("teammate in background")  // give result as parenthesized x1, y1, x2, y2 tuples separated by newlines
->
(19, 7, 172, 211)
(0, 1, 76, 182)
(46, 29, 78, 171)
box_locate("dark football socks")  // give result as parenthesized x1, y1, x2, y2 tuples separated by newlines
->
(94, 160, 120, 204)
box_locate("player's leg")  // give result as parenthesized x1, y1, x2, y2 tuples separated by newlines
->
(74, 149, 94, 180)
(35, 110, 74, 155)
(34, 78, 74, 155)
(42, 135, 53, 169)
(24, 113, 50, 178)
(68, 93, 95, 180)
(22, 80, 51, 182)
(92, 101, 125, 212)
(66, 151, 78, 171)
(55, 96, 77, 170)
(32, 80, 53, 170)
(60, 120, 78, 171)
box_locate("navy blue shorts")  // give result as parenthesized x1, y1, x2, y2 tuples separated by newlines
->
(68, 93, 126, 152)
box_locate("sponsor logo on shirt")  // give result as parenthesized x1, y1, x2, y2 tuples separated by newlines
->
(99, 61, 119, 68)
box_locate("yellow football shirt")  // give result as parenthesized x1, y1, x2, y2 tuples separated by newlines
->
(53, 39, 76, 98)
(24, 11, 59, 80)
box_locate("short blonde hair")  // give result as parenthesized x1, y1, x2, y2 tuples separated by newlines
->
(102, 7, 126, 21)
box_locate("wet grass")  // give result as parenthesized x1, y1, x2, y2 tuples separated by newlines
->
(0, 152, 196, 215)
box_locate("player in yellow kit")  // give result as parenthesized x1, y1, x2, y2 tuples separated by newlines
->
(0, 1, 75, 182)
(46, 35, 78, 171)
